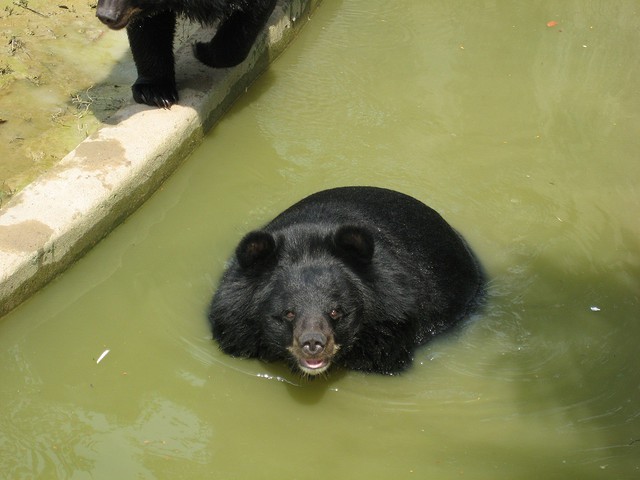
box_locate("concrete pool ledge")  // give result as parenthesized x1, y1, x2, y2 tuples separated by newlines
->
(0, 0, 320, 318)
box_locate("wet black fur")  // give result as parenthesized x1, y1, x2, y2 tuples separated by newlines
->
(96, 0, 277, 108)
(208, 187, 485, 375)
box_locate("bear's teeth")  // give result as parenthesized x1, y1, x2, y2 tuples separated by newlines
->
(305, 359, 324, 368)
(299, 358, 329, 376)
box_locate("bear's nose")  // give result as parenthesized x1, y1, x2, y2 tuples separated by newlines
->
(96, 12, 118, 26)
(299, 332, 326, 356)
(96, 9, 119, 27)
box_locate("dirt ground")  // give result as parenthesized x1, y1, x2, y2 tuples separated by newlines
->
(0, 0, 133, 205)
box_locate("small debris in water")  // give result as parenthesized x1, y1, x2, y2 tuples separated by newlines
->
(547, 20, 558, 28)
(96, 349, 110, 364)
(590, 306, 601, 312)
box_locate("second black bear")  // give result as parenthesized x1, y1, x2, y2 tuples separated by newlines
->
(208, 186, 485, 376)
(96, 0, 277, 108)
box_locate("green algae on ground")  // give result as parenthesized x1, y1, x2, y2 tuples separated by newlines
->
(0, 0, 132, 197)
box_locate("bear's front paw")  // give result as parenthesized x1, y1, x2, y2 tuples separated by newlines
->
(131, 79, 179, 109)
(193, 41, 246, 69)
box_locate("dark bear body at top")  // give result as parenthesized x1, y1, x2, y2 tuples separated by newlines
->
(96, 0, 277, 108)
(208, 186, 485, 376)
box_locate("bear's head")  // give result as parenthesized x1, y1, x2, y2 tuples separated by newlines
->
(232, 225, 375, 376)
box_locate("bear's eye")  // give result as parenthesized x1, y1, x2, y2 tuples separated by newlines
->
(283, 310, 296, 321)
(329, 308, 342, 320)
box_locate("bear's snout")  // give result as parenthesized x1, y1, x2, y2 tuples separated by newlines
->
(299, 332, 327, 356)
(288, 321, 339, 376)
(96, 2, 141, 30)
(96, 9, 118, 27)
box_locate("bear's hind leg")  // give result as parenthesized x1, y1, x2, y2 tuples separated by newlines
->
(126, 11, 179, 108)
(193, 0, 277, 68)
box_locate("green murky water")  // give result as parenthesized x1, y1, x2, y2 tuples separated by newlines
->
(1, 1, 639, 478)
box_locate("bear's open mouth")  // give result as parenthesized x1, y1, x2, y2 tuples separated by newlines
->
(298, 357, 330, 375)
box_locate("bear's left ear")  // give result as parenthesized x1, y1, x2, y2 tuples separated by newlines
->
(333, 225, 375, 266)
(236, 230, 277, 270)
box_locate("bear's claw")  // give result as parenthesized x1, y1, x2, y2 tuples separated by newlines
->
(131, 80, 179, 109)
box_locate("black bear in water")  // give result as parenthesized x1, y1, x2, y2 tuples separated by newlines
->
(208, 186, 485, 376)
(96, 0, 277, 108)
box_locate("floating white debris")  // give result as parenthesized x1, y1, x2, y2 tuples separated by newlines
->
(590, 306, 601, 312)
(96, 349, 110, 364)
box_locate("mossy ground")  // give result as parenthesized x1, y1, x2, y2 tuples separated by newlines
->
(0, 0, 131, 205)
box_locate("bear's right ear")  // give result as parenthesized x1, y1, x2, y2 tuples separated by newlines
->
(333, 225, 375, 266)
(236, 231, 277, 270)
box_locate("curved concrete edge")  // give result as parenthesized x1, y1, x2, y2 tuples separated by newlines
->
(0, 0, 321, 318)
